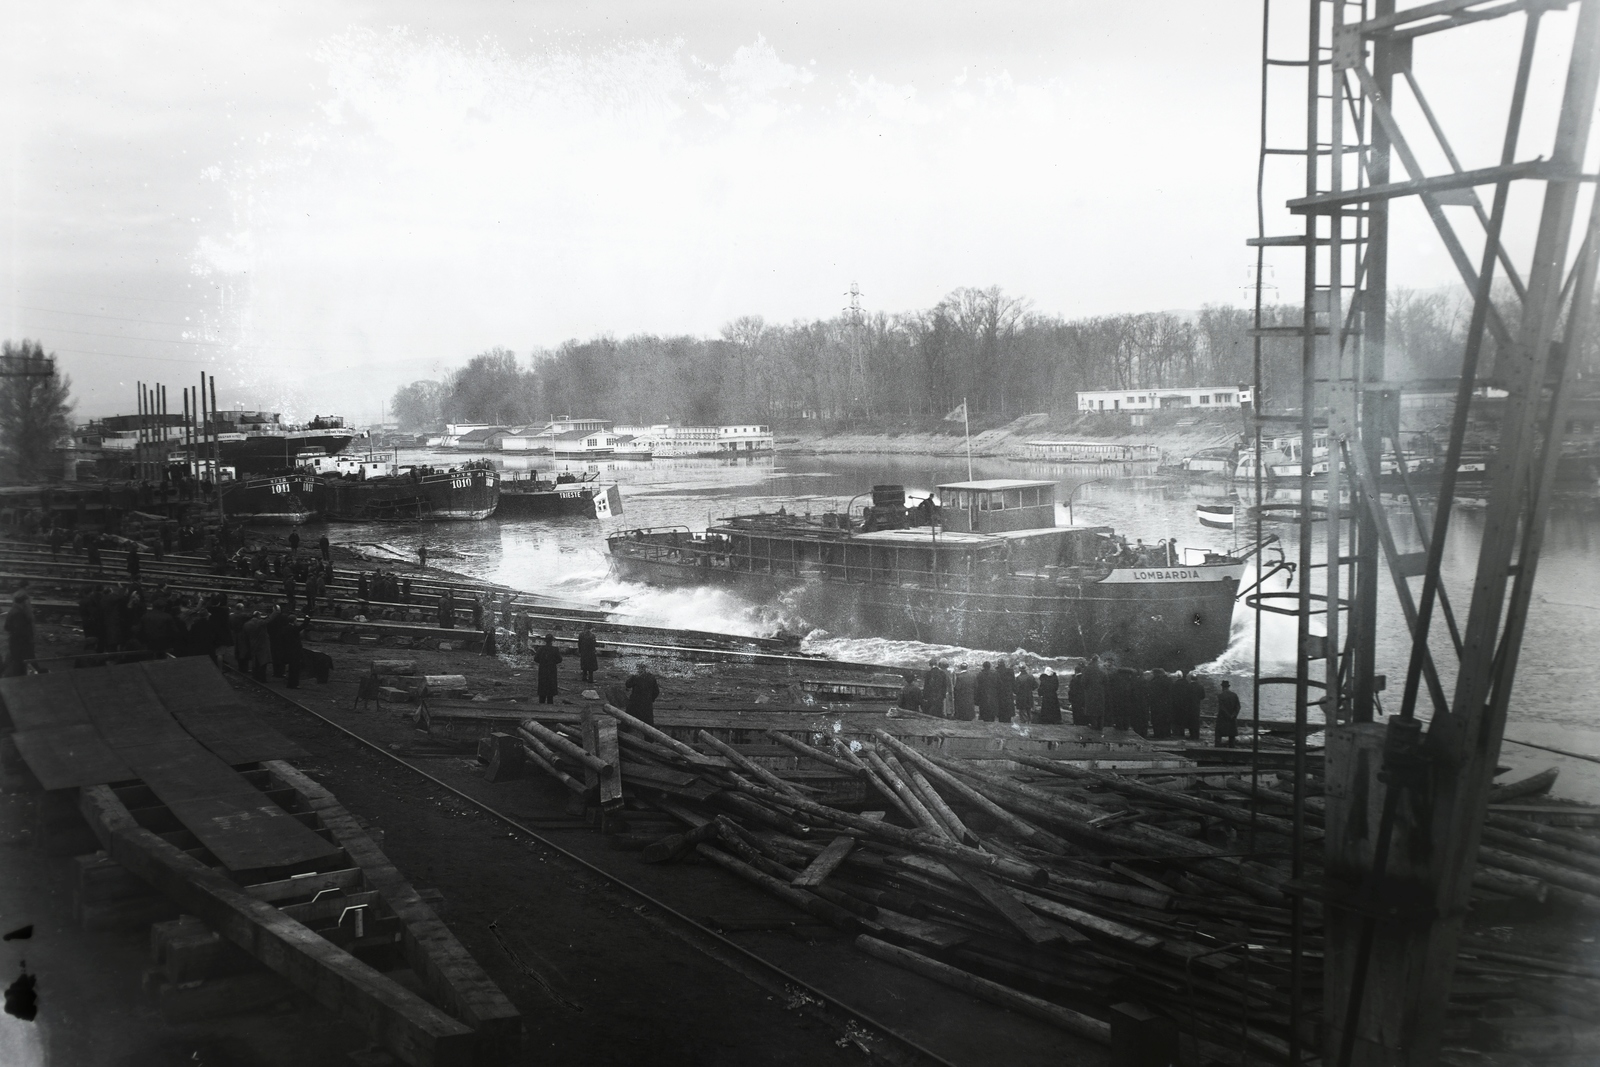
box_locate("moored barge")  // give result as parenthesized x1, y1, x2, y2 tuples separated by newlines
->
(311, 456, 500, 522)
(218, 472, 325, 524)
(608, 479, 1245, 669)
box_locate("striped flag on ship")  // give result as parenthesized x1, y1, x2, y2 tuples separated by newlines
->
(593, 484, 623, 519)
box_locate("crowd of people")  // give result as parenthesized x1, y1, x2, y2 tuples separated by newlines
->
(897, 654, 1242, 746)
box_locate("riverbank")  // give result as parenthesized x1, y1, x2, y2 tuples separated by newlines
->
(781, 411, 1245, 462)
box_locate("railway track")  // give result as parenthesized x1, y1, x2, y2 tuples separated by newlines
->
(228, 664, 965, 1067)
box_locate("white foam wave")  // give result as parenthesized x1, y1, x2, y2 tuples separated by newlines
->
(801, 632, 1082, 673)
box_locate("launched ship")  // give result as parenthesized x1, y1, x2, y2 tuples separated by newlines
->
(607, 479, 1246, 669)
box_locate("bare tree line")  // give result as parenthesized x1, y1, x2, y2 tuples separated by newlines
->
(390, 285, 1527, 431)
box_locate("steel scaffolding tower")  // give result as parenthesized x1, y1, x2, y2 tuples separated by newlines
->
(1250, 1, 1600, 1063)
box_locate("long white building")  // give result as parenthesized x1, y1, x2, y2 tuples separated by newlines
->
(1077, 386, 1253, 413)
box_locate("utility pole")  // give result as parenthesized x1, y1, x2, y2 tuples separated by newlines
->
(843, 282, 868, 420)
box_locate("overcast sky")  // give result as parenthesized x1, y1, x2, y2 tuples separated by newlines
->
(2, 1, 1586, 420)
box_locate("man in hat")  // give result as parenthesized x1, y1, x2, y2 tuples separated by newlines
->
(533, 634, 563, 704)
(626, 661, 662, 726)
(578, 622, 599, 684)
(4, 590, 35, 677)
(951, 663, 976, 721)
(1215, 680, 1242, 747)
(920, 658, 949, 718)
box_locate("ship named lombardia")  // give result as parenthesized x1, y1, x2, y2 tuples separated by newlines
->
(607, 479, 1245, 669)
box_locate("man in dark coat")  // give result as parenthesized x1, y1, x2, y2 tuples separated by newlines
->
(230, 605, 252, 671)
(137, 603, 180, 656)
(1079, 656, 1108, 731)
(578, 622, 599, 683)
(533, 634, 562, 704)
(103, 585, 130, 651)
(266, 605, 291, 678)
(242, 611, 270, 681)
(78, 585, 103, 652)
(1106, 668, 1134, 730)
(1176, 671, 1205, 740)
(288, 530, 300, 554)
(975, 663, 999, 722)
(318, 534, 330, 561)
(1012, 667, 1037, 723)
(1067, 665, 1087, 725)
(625, 662, 661, 725)
(438, 587, 455, 629)
(357, 571, 370, 604)
(126, 543, 141, 581)
(1036, 669, 1061, 724)
(1215, 680, 1242, 746)
(896, 673, 922, 712)
(920, 659, 949, 718)
(996, 661, 1016, 722)
(4, 591, 35, 676)
(951, 664, 976, 721)
(284, 615, 307, 688)
(86, 536, 103, 571)
(1149, 669, 1174, 739)
(1129, 672, 1153, 736)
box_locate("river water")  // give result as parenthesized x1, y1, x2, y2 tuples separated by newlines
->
(306, 448, 1600, 799)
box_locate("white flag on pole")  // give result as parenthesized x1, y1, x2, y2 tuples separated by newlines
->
(943, 401, 967, 423)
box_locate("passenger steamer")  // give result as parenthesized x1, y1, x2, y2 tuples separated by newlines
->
(607, 479, 1245, 669)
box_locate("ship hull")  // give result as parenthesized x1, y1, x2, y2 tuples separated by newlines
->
(221, 430, 355, 475)
(496, 484, 599, 518)
(219, 474, 324, 524)
(325, 468, 499, 522)
(608, 552, 1241, 670)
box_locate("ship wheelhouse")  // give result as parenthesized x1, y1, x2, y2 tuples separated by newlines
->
(935, 479, 1057, 534)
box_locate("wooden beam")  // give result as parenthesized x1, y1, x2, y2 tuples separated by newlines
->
(790, 836, 856, 889)
(264, 762, 521, 1049)
(78, 784, 476, 1067)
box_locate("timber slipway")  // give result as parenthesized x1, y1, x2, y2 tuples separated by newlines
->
(2, 656, 520, 1066)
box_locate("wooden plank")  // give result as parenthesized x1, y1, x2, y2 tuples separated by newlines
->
(78, 784, 477, 1067)
(855, 935, 1111, 1045)
(12, 725, 134, 789)
(955, 868, 1070, 946)
(581, 714, 623, 810)
(0, 671, 88, 730)
(1012, 889, 1163, 950)
(125, 742, 338, 872)
(72, 666, 191, 749)
(791, 836, 856, 889)
(871, 908, 971, 950)
(593, 716, 622, 810)
(264, 761, 520, 1047)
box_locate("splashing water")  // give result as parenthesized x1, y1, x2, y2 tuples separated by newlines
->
(802, 631, 1083, 674)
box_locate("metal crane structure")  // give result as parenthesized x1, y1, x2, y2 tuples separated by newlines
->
(1247, 1, 1600, 1063)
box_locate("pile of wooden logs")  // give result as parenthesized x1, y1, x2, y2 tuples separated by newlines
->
(506, 705, 1600, 1064)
